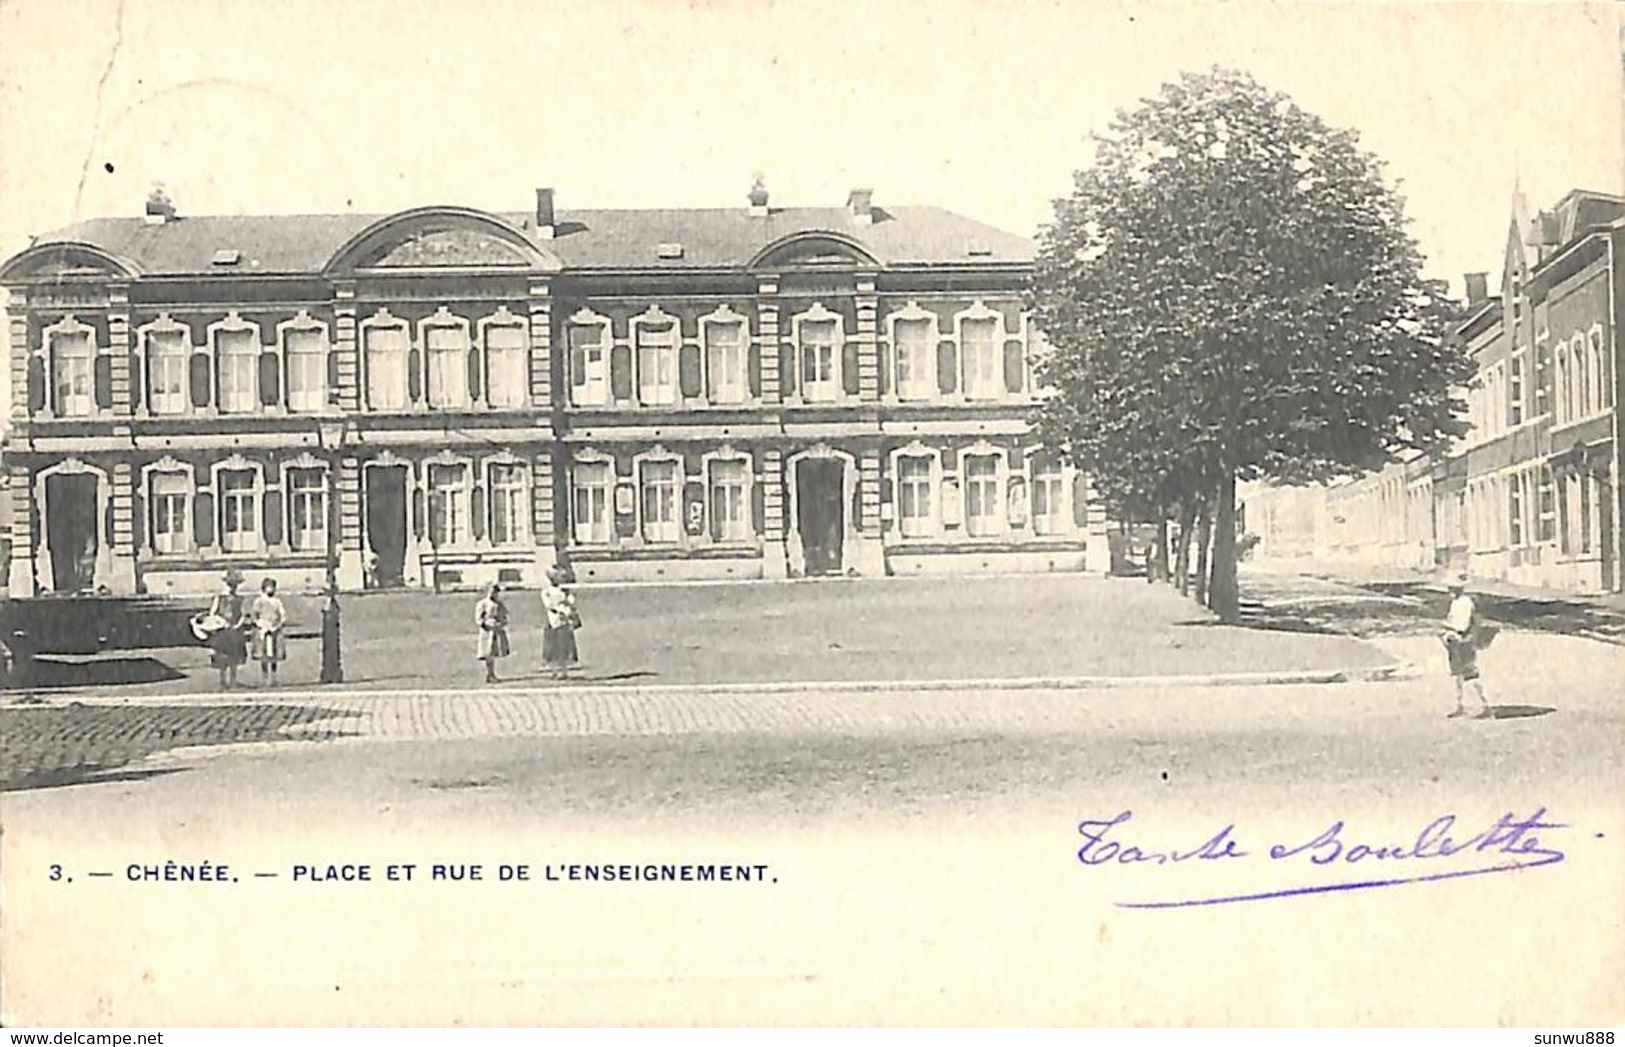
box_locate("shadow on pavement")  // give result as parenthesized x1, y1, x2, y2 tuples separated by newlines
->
(1485, 704, 1556, 720)
(1366, 583, 1625, 645)
(7, 656, 187, 690)
(4, 765, 187, 792)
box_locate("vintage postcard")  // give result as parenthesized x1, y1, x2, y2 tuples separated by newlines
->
(0, 0, 1621, 1029)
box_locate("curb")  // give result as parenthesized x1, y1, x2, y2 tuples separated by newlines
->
(1, 661, 1409, 707)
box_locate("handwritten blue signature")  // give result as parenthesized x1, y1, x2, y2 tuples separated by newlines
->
(1077, 808, 1569, 909)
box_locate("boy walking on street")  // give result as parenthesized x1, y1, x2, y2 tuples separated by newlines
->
(1443, 573, 1491, 720)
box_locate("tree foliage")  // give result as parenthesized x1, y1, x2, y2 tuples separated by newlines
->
(1027, 68, 1472, 618)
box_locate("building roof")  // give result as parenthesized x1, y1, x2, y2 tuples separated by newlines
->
(24, 204, 1035, 277)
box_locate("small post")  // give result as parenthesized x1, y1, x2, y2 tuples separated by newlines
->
(320, 584, 343, 684)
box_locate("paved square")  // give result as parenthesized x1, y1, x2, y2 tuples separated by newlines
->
(17, 574, 1391, 697)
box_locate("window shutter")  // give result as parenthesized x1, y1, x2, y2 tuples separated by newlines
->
(801, 343, 817, 387)
(407, 348, 423, 403)
(194, 491, 216, 548)
(472, 487, 487, 542)
(1003, 340, 1025, 394)
(94, 355, 114, 410)
(937, 340, 958, 395)
(709, 484, 724, 542)
(1072, 473, 1090, 529)
(130, 490, 145, 550)
(751, 482, 766, 535)
(326, 349, 341, 400)
(877, 343, 891, 398)
(264, 489, 284, 545)
(679, 344, 703, 399)
(779, 344, 797, 398)
(189, 353, 212, 408)
(610, 345, 634, 400)
(259, 352, 281, 406)
(27, 356, 46, 413)
(104, 499, 117, 546)
(411, 488, 426, 541)
(747, 344, 762, 399)
(842, 342, 861, 396)
(128, 350, 144, 413)
(570, 345, 587, 387)
(467, 347, 483, 403)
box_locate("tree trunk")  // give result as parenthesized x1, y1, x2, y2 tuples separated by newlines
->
(1173, 500, 1197, 597)
(1209, 469, 1240, 622)
(1194, 495, 1213, 607)
(1153, 516, 1171, 584)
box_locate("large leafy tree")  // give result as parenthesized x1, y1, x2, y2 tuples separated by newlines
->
(1028, 68, 1470, 621)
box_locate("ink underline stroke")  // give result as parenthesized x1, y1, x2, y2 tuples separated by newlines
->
(1116, 850, 1565, 910)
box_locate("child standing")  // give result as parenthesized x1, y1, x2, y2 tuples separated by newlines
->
(251, 578, 288, 686)
(1442, 573, 1491, 720)
(475, 582, 511, 684)
(541, 565, 581, 680)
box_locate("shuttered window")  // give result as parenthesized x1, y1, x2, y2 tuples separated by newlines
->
(150, 472, 190, 554)
(287, 468, 327, 552)
(489, 463, 526, 546)
(218, 470, 259, 552)
(640, 460, 680, 543)
(964, 455, 1001, 537)
(709, 460, 750, 541)
(636, 322, 678, 406)
(364, 324, 410, 411)
(285, 328, 327, 413)
(800, 320, 839, 402)
(894, 318, 935, 401)
(485, 324, 528, 409)
(216, 329, 259, 414)
(147, 329, 190, 415)
(961, 318, 1000, 400)
(571, 461, 611, 545)
(706, 321, 747, 403)
(51, 330, 94, 417)
(897, 456, 934, 538)
(1031, 460, 1066, 536)
(425, 323, 471, 408)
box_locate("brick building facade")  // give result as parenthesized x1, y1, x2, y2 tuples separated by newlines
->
(2, 186, 1109, 596)
(1244, 187, 1623, 595)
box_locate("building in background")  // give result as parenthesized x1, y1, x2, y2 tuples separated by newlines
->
(1, 184, 1109, 596)
(1244, 187, 1623, 595)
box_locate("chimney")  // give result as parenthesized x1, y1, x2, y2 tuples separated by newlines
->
(535, 187, 555, 239)
(1464, 272, 1488, 305)
(847, 188, 874, 225)
(748, 174, 769, 218)
(144, 184, 176, 224)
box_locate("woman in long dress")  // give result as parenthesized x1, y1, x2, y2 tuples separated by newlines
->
(475, 582, 511, 684)
(208, 568, 251, 690)
(541, 565, 580, 680)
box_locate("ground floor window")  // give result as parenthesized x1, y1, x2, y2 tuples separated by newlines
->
(219, 469, 259, 552)
(488, 462, 527, 545)
(897, 456, 934, 538)
(964, 455, 1002, 536)
(288, 467, 328, 552)
(427, 463, 469, 547)
(572, 461, 612, 545)
(151, 472, 190, 554)
(1031, 459, 1065, 536)
(709, 459, 750, 541)
(641, 460, 680, 543)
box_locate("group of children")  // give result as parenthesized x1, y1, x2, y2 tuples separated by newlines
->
(475, 565, 581, 684)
